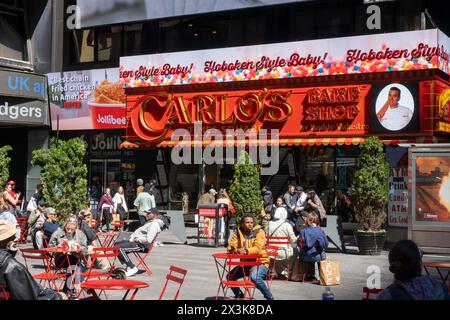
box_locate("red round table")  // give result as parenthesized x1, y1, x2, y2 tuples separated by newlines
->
(80, 279, 149, 300)
(423, 261, 450, 290)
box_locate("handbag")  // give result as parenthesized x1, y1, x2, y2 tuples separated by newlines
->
(319, 259, 340, 286)
(116, 203, 127, 219)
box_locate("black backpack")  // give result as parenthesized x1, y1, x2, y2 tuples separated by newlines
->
(157, 214, 171, 230)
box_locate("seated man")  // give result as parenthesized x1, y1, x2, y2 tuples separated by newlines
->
(39, 208, 60, 248)
(227, 213, 273, 300)
(114, 208, 164, 277)
(0, 220, 64, 300)
(298, 212, 328, 281)
(377, 240, 450, 300)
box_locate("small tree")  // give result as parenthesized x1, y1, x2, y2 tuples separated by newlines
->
(229, 151, 263, 225)
(351, 136, 389, 232)
(31, 138, 87, 221)
(0, 145, 12, 190)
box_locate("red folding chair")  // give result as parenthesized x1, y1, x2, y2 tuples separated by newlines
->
(131, 239, 156, 276)
(265, 245, 279, 289)
(219, 254, 261, 300)
(362, 287, 383, 300)
(266, 236, 291, 280)
(16, 217, 28, 243)
(96, 231, 121, 248)
(20, 248, 66, 291)
(113, 220, 125, 231)
(0, 284, 10, 300)
(78, 247, 120, 299)
(80, 247, 120, 280)
(159, 265, 188, 300)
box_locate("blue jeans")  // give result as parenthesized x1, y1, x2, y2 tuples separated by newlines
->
(228, 265, 273, 299)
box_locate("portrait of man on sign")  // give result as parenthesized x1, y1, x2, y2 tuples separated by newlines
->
(376, 85, 414, 131)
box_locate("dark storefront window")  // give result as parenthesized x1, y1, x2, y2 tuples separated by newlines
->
(64, 0, 447, 69)
(0, 1, 28, 62)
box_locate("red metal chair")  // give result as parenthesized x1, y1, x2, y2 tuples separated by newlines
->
(265, 245, 279, 289)
(159, 265, 188, 300)
(130, 239, 156, 276)
(20, 248, 66, 291)
(113, 220, 125, 231)
(78, 247, 120, 299)
(16, 217, 28, 243)
(362, 287, 383, 300)
(80, 247, 120, 280)
(219, 254, 261, 300)
(0, 284, 10, 300)
(96, 231, 121, 248)
(266, 236, 291, 281)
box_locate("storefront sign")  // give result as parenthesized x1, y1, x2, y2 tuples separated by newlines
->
(47, 68, 126, 130)
(90, 132, 122, 158)
(0, 98, 48, 125)
(437, 88, 450, 133)
(0, 70, 47, 101)
(388, 167, 408, 227)
(127, 85, 369, 143)
(120, 29, 450, 88)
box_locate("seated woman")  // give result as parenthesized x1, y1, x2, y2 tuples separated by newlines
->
(377, 240, 450, 300)
(298, 212, 328, 281)
(48, 216, 88, 299)
(266, 197, 298, 279)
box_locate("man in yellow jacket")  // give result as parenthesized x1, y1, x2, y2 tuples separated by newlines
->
(227, 213, 273, 300)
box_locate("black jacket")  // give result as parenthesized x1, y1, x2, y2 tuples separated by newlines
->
(0, 249, 61, 300)
(262, 190, 273, 209)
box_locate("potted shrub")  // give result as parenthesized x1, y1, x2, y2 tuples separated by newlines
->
(229, 151, 263, 226)
(350, 136, 389, 255)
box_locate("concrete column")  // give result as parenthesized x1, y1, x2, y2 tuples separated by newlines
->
(26, 130, 49, 200)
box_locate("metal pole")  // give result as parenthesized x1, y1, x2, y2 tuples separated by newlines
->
(56, 114, 60, 145)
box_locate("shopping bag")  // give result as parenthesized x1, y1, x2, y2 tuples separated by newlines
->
(289, 257, 308, 282)
(112, 213, 120, 223)
(319, 259, 340, 286)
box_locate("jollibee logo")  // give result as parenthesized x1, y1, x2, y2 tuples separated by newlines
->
(96, 114, 126, 125)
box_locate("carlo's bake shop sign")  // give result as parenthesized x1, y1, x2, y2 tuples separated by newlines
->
(47, 68, 125, 130)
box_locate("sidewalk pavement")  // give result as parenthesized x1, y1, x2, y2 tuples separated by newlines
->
(17, 227, 449, 300)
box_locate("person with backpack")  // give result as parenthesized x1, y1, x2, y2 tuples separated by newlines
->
(377, 240, 450, 300)
(266, 199, 298, 279)
(114, 208, 165, 277)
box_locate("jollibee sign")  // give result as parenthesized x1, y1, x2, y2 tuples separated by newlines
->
(120, 29, 450, 88)
(47, 68, 126, 130)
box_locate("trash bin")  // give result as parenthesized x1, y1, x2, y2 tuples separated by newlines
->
(197, 204, 229, 247)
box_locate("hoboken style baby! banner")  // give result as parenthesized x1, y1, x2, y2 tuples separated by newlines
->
(120, 29, 450, 88)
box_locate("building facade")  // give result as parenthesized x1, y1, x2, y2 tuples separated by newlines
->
(0, 0, 53, 201)
(52, 0, 450, 249)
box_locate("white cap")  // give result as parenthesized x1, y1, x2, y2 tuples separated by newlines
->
(209, 188, 217, 195)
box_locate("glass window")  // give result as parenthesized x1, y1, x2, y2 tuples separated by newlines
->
(0, 9, 27, 61)
(70, 29, 95, 63)
(97, 26, 122, 62)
